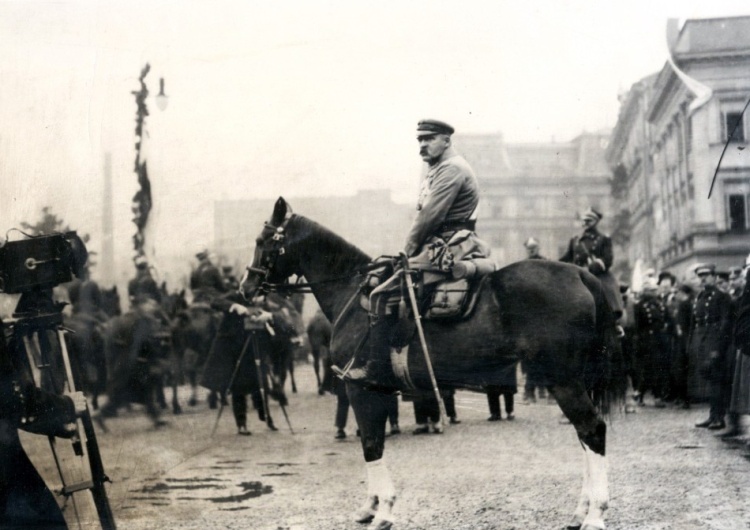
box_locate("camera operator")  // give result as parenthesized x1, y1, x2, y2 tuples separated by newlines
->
(0, 316, 86, 528)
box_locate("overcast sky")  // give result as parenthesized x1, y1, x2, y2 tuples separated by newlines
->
(0, 1, 748, 286)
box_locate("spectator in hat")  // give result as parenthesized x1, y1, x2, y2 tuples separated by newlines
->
(524, 237, 546, 260)
(560, 207, 623, 319)
(338, 119, 490, 390)
(689, 264, 732, 429)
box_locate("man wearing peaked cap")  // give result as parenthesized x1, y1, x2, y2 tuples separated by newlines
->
(415, 119, 455, 137)
(190, 249, 227, 303)
(560, 206, 623, 319)
(337, 118, 491, 390)
(689, 261, 732, 429)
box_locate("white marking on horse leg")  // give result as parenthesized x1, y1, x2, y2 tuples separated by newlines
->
(366, 458, 396, 524)
(569, 450, 590, 528)
(581, 443, 608, 530)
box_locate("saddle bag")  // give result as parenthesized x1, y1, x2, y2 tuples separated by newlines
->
(425, 278, 470, 319)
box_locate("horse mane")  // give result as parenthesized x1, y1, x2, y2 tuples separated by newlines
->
(291, 215, 372, 271)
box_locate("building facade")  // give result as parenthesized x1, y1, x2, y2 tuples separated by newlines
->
(455, 133, 614, 267)
(607, 16, 750, 281)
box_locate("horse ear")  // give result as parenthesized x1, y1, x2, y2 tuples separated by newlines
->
(271, 197, 291, 225)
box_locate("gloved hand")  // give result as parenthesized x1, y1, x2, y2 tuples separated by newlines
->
(588, 258, 606, 275)
(229, 303, 249, 315)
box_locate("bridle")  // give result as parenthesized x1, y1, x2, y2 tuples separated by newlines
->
(243, 214, 390, 295)
(244, 215, 294, 294)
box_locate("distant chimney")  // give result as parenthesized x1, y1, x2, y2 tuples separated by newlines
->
(666, 18, 680, 53)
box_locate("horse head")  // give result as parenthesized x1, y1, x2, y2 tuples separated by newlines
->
(240, 197, 299, 299)
(162, 289, 188, 319)
(100, 286, 122, 317)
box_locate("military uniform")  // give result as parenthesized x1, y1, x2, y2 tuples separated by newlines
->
(634, 291, 671, 402)
(405, 155, 481, 257)
(190, 259, 227, 303)
(560, 224, 622, 317)
(128, 268, 162, 304)
(687, 284, 732, 404)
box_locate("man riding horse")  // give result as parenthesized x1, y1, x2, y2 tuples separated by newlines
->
(128, 254, 162, 305)
(336, 119, 490, 390)
(190, 250, 227, 304)
(560, 208, 624, 323)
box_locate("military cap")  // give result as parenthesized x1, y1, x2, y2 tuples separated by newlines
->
(694, 263, 716, 276)
(196, 250, 209, 260)
(524, 237, 539, 248)
(581, 207, 604, 222)
(717, 271, 730, 281)
(416, 119, 455, 138)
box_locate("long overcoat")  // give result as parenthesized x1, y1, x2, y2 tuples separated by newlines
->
(200, 293, 266, 395)
(687, 286, 732, 401)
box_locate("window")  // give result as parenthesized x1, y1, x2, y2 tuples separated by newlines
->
(724, 112, 746, 143)
(728, 194, 748, 231)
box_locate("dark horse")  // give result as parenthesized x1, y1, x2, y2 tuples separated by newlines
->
(163, 291, 220, 408)
(241, 198, 624, 530)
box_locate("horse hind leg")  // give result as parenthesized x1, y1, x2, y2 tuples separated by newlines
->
(549, 384, 608, 530)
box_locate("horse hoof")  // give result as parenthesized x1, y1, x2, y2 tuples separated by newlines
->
(173, 404, 183, 415)
(369, 519, 393, 530)
(353, 509, 375, 524)
(188, 398, 197, 407)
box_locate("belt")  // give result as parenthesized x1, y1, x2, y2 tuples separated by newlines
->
(439, 220, 475, 233)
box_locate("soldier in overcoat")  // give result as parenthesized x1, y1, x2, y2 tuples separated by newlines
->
(689, 264, 732, 429)
(190, 250, 227, 304)
(560, 207, 623, 318)
(128, 255, 162, 305)
(200, 292, 275, 434)
(634, 279, 671, 406)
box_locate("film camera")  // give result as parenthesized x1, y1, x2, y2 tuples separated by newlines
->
(0, 231, 88, 295)
(0, 232, 116, 528)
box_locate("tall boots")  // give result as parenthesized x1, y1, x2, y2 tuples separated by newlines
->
(339, 316, 399, 392)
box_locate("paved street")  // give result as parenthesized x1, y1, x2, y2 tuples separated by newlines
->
(21, 364, 750, 530)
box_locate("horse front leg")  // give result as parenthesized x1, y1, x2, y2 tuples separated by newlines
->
(347, 384, 396, 530)
(550, 384, 609, 530)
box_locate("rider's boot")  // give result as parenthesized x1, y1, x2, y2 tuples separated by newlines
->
(340, 315, 399, 392)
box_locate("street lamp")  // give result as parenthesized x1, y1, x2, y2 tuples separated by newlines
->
(155, 78, 168, 111)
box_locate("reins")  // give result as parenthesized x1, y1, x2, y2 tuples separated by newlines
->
(254, 259, 392, 294)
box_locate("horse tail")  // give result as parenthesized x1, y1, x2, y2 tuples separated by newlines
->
(579, 270, 627, 415)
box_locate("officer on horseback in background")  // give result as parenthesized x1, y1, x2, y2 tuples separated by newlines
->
(190, 250, 227, 304)
(339, 119, 489, 388)
(128, 254, 162, 305)
(560, 207, 624, 320)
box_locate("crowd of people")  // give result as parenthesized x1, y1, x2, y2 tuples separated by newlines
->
(619, 259, 750, 444)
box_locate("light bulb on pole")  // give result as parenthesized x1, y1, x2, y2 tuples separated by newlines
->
(155, 78, 168, 111)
